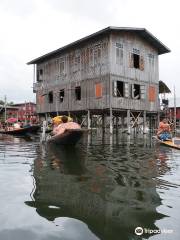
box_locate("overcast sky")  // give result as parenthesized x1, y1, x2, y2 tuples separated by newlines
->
(0, 0, 179, 103)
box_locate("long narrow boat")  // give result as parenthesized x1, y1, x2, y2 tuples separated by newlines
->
(154, 136, 180, 150)
(47, 129, 85, 145)
(0, 125, 40, 135)
(26, 125, 40, 133)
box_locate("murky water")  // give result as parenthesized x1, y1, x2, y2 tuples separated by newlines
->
(0, 131, 180, 240)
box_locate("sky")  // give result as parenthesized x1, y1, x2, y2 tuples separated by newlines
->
(0, 0, 180, 103)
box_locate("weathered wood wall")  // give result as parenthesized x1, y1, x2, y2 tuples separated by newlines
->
(35, 31, 159, 114)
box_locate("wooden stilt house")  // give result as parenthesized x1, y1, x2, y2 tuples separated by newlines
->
(28, 27, 170, 132)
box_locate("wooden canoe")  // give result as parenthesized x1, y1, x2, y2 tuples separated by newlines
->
(154, 136, 180, 150)
(0, 125, 40, 135)
(47, 129, 84, 145)
(26, 125, 40, 133)
(0, 127, 31, 135)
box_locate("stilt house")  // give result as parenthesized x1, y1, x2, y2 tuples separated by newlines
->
(28, 27, 170, 130)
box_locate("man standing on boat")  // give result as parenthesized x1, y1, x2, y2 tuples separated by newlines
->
(157, 118, 172, 141)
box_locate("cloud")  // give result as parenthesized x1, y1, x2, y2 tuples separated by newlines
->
(0, 0, 180, 102)
(0, 0, 36, 17)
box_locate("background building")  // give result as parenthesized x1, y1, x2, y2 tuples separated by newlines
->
(0, 105, 19, 121)
(12, 102, 37, 122)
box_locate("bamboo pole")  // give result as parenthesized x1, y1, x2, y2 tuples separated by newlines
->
(174, 85, 176, 133)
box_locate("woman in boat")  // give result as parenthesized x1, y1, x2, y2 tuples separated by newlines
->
(52, 116, 63, 135)
(55, 115, 81, 136)
(157, 118, 172, 141)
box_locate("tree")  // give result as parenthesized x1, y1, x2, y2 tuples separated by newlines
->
(0, 100, 4, 105)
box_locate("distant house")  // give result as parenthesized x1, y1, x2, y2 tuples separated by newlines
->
(0, 105, 19, 121)
(28, 26, 170, 131)
(168, 98, 180, 125)
(12, 102, 37, 121)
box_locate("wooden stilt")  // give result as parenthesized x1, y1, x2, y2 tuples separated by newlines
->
(116, 116, 119, 131)
(102, 114, 105, 133)
(121, 116, 125, 130)
(87, 110, 91, 129)
(127, 109, 131, 135)
(110, 108, 113, 134)
(143, 110, 146, 134)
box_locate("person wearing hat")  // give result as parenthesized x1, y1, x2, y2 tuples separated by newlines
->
(52, 116, 63, 135)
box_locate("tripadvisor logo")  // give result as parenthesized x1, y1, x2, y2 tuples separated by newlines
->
(135, 227, 143, 236)
(135, 226, 173, 235)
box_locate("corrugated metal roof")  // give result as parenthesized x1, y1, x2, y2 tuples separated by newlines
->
(27, 26, 170, 65)
(159, 80, 171, 93)
(0, 105, 19, 110)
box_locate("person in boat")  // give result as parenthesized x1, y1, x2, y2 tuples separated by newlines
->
(55, 115, 81, 135)
(157, 118, 172, 141)
(13, 121, 21, 129)
(52, 116, 63, 135)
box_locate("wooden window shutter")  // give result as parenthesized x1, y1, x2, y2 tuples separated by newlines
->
(129, 53, 133, 68)
(140, 85, 146, 99)
(95, 83, 102, 98)
(140, 56, 144, 71)
(148, 86, 156, 102)
(124, 83, 129, 98)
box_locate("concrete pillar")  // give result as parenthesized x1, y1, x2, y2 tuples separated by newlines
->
(110, 108, 113, 134)
(127, 109, 131, 135)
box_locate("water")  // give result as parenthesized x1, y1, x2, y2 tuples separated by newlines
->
(0, 131, 180, 240)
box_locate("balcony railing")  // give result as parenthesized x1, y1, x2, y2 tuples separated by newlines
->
(33, 82, 42, 93)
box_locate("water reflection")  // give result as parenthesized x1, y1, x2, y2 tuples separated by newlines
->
(26, 134, 171, 240)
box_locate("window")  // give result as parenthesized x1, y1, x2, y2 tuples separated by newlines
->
(74, 55, 81, 72)
(116, 43, 123, 65)
(59, 89, 65, 103)
(113, 81, 124, 97)
(129, 51, 144, 70)
(132, 84, 140, 99)
(75, 86, 81, 100)
(133, 54, 140, 68)
(95, 83, 102, 98)
(48, 91, 53, 103)
(59, 60, 65, 75)
(148, 53, 155, 66)
(94, 45, 101, 66)
(37, 69, 43, 81)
